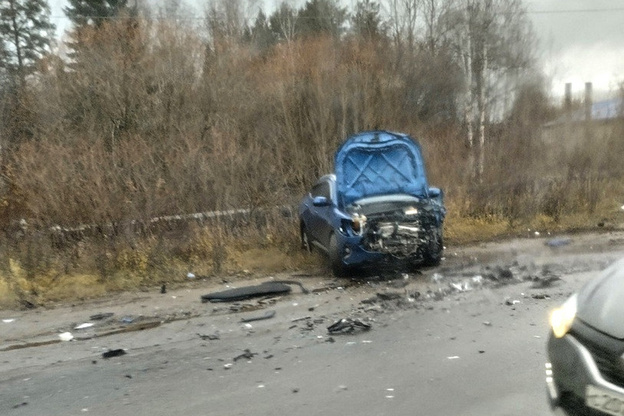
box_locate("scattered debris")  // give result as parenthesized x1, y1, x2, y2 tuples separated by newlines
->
(450, 281, 472, 292)
(531, 274, 561, 288)
(504, 298, 521, 306)
(90, 313, 114, 321)
(546, 238, 571, 247)
(201, 281, 306, 303)
(483, 321, 492, 326)
(531, 293, 551, 300)
(447, 356, 460, 360)
(327, 318, 372, 334)
(431, 273, 444, 283)
(241, 310, 276, 322)
(74, 323, 95, 330)
(3, 318, 15, 323)
(233, 349, 257, 362)
(187, 272, 196, 279)
(161, 284, 167, 294)
(224, 363, 233, 369)
(58, 332, 74, 341)
(197, 333, 220, 341)
(102, 349, 126, 359)
(292, 315, 312, 322)
(375, 292, 403, 301)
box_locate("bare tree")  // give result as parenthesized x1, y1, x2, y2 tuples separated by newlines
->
(443, 0, 535, 182)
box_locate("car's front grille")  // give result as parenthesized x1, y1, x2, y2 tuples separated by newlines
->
(580, 337, 624, 388)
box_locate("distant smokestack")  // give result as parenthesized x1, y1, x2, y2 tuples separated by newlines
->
(564, 83, 572, 112)
(585, 82, 593, 121)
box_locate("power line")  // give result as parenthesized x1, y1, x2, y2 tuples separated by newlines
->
(527, 7, 624, 14)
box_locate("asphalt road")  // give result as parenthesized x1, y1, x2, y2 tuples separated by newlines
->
(2, 232, 624, 416)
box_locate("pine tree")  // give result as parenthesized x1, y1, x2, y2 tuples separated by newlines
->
(0, 0, 55, 86)
(351, 0, 385, 41)
(296, 0, 348, 39)
(64, 0, 128, 29)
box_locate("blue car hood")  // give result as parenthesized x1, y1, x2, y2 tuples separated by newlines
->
(334, 131, 429, 207)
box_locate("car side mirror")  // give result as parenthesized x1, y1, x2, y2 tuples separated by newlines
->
(428, 187, 441, 198)
(312, 196, 331, 207)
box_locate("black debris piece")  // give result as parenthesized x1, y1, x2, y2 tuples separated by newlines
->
(102, 349, 127, 359)
(161, 284, 167, 294)
(233, 349, 257, 362)
(376, 292, 403, 301)
(240, 310, 276, 323)
(201, 281, 304, 303)
(90, 312, 114, 321)
(198, 333, 220, 341)
(327, 318, 372, 334)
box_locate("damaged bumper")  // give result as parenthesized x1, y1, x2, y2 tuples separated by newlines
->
(547, 330, 624, 415)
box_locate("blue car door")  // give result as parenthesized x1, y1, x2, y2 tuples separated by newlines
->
(307, 180, 334, 251)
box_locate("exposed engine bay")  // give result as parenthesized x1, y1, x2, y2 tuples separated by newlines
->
(346, 195, 441, 258)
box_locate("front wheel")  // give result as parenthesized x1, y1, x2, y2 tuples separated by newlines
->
(328, 234, 348, 277)
(422, 228, 443, 267)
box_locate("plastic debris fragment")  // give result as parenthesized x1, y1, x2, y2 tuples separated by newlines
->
(102, 349, 126, 358)
(58, 332, 74, 341)
(546, 238, 571, 247)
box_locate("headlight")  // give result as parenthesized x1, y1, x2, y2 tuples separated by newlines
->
(351, 214, 367, 234)
(404, 207, 418, 216)
(549, 293, 578, 338)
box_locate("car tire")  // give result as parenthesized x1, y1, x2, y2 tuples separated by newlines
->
(329, 234, 348, 277)
(422, 228, 443, 267)
(300, 223, 312, 252)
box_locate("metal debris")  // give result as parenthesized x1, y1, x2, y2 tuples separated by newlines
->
(327, 318, 372, 334)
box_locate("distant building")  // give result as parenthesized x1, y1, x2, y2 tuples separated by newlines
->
(542, 84, 623, 154)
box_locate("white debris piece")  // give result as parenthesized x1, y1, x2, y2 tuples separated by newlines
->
(74, 323, 94, 330)
(59, 332, 74, 341)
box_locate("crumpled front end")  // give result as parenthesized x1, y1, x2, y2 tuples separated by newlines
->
(345, 196, 442, 263)
(362, 217, 432, 258)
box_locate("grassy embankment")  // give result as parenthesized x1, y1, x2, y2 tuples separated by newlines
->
(1, 23, 623, 307)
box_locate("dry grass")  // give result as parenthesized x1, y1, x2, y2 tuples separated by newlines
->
(0, 16, 622, 305)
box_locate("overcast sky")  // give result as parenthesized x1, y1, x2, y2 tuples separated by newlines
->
(47, 0, 624, 99)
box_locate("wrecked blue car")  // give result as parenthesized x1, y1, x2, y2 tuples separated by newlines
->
(299, 130, 446, 276)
